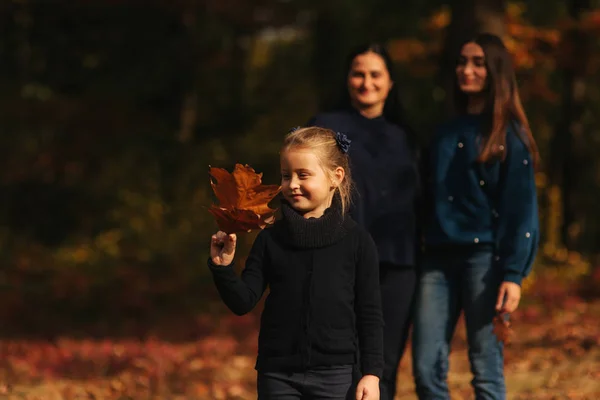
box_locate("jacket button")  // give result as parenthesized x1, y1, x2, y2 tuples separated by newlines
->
(474, 238, 479, 243)
(448, 196, 454, 202)
(525, 232, 531, 238)
(458, 142, 464, 148)
(480, 180, 485, 186)
(523, 159, 529, 165)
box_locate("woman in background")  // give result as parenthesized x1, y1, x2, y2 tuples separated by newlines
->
(309, 43, 420, 400)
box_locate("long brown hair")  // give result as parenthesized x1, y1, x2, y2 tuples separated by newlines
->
(454, 33, 540, 167)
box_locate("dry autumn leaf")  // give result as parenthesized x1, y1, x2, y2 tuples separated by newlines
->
(493, 314, 514, 344)
(208, 164, 281, 234)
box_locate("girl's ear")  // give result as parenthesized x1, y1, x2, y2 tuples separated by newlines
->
(331, 167, 345, 188)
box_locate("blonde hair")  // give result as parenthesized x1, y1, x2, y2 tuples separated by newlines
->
(281, 127, 353, 214)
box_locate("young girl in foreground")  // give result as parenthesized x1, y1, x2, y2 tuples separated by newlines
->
(209, 127, 383, 400)
(413, 33, 540, 399)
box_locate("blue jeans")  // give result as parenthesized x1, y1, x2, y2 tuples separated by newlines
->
(412, 245, 505, 400)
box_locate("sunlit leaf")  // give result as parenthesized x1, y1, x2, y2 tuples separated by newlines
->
(208, 164, 281, 233)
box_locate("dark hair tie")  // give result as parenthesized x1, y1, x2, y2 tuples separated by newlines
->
(335, 132, 351, 154)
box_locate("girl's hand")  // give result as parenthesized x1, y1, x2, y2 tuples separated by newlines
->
(356, 374, 379, 400)
(210, 231, 237, 266)
(496, 281, 521, 315)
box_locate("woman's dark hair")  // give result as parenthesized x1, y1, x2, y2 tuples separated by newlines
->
(454, 33, 539, 166)
(336, 43, 416, 148)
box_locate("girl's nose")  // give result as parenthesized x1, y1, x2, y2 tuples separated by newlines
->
(289, 177, 300, 189)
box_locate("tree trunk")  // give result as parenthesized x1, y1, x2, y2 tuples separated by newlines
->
(14, 2, 32, 83)
(549, 0, 591, 250)
(227, 27, 248, 132)
(178, 6, 198, 143)
(311, 0, 367, 111)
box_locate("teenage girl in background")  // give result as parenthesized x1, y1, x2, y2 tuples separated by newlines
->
(412, 33, 540, 399)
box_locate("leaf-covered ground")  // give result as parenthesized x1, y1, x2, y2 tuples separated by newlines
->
(1, 278, 599, 400)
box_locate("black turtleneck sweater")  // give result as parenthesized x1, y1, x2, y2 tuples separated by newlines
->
(208, 197, 384, 377)
(308, 109, 419, 268)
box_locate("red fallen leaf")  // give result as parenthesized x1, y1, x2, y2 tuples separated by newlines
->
(493, 314, 514, 344)
(208, 164, 281, 233)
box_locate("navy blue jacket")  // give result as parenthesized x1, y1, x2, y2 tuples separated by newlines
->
(423, 114, 539, 285)
(309, 109, 419, 268)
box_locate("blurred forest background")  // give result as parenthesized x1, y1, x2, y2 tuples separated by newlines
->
(1, 0, 600, 398)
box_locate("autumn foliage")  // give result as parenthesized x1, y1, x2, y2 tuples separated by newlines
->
(208, 164, 281, 234)
(2, 278, 600, 399)
(1, 1, 600, 399)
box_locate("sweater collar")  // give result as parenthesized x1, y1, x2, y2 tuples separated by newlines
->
(275, 194, 353, 249)
(348, 106, 385, 123)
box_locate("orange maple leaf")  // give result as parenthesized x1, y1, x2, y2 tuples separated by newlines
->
(493, 314, 514, 344)
(208, 164, 281, 234)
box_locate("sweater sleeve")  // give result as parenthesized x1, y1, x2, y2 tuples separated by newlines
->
(495, 132, 540, 285)
(208, 232, 269, 315)
(354, 231, 384, 377)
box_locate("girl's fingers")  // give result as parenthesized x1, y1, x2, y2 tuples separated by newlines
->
(224, 234, 237, 252)
(355, 386, 364, 400)
(212, 231, 231, 244)
(215, 231, 227, 241)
